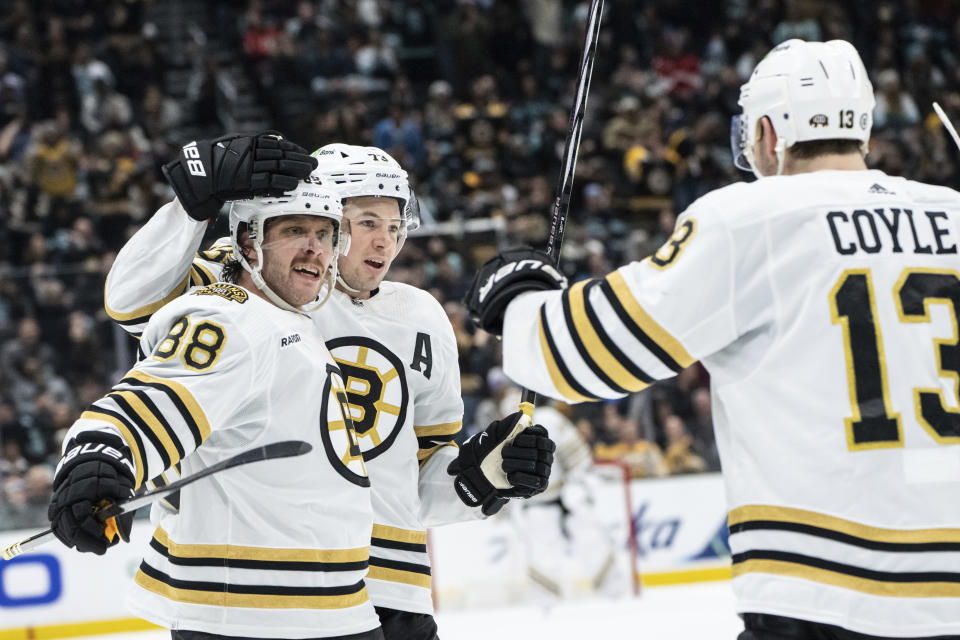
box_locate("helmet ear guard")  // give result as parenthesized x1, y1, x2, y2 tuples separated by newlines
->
(732, 39, 875, 178)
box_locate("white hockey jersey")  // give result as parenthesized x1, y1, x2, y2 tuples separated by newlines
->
(104, 199, 476, 615)
(502, 169, 960, 637)
(66, 283, 377, 638)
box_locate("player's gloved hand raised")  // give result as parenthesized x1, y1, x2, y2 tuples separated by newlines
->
(463, 248, 568, 336)
(48, 431, 136, 555)
(448, 412, 556, 516)
(162, 131, 318, 221)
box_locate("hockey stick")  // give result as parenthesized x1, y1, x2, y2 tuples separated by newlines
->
(517, 0, 604, 416)
(483, 0, 604, 492)
(933, 102, 960, 151)
(1, 440, 312, 560)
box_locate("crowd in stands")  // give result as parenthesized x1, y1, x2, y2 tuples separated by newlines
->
(2, 0, 959, 527)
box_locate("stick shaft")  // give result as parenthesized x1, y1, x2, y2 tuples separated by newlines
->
(934, 102, 960, 152)
(521, 0, 604, 409)
(1, 440, 311, 561)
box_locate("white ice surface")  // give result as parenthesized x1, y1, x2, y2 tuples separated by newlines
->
(99, 581, 743, 640)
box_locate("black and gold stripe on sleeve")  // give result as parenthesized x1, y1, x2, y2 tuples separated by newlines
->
(107, 389, 185, 471)
(600, 270, 694, 374)
(119, 370, 211, 450)
(80, 406, 148, 489)
(81, 369, 211, 486)
(729, 505, 960, 598)
(189, 262, 216, 287)
(562, 279, 656, 394)
(414, 421, 461, 467)
(538, 304, 602, 403)
(368, 525, 431, 589)
(104, 274, 191, 329)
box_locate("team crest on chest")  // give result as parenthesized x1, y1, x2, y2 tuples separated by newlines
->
(326, 337, 409, 460)
(320, 363, 369, 487)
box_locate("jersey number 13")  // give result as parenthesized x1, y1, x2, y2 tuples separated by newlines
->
(830, 267, 960, 450)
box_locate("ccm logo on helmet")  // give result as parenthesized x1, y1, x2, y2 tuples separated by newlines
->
(477, 259, 567, 303)
(182, 141, 206, 177)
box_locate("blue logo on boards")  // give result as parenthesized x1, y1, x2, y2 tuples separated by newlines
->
(0, 553, 63, 607)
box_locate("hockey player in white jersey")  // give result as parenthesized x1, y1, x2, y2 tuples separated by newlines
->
(103, 139, 555, 639)
(465, 39, 960, 639)
(48, 183, 386, 639)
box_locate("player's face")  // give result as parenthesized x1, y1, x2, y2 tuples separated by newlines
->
(259, 214, 336, 306)
(337, 196, 404, 298)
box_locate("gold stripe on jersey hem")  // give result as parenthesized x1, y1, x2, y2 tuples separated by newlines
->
(731, 559, 960, 598)
(104, 274, 191, 323)
(728, 505, 960, 543)
(414, 421, 462, 437)
(604, 271, 695, 369)
(110, 390, 182, 467)
(79, 409, 146, 488)
(568, 279, 651, 392)
(134, 569, 371, 609)
(153, 527, 370, 563)
(123, 370, 212, 443)
(366, 565, 432, 589)
(538, 310, 595, 403)
(371, 524, 427, 545)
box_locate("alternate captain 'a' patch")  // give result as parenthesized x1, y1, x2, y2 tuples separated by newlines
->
(191, 283, 249, 304)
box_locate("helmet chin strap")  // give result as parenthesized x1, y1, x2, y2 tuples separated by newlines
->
(241, 242, 339, 315)
(336, 273, 363, 296)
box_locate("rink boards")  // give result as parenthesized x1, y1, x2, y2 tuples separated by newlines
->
(0, 473, 729, 636)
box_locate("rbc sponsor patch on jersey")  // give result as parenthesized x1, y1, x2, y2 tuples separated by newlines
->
(191, 283, 249, 304)
(280, 333, 302, 347)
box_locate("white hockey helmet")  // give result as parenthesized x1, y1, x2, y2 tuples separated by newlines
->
(731, 39, 875, 177)
(228, 172, 349, 313)
(311, 143, 421, 247)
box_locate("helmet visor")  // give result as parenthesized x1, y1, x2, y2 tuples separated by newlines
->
(403, 187, 421, 231)
(730, 115, 753, 172)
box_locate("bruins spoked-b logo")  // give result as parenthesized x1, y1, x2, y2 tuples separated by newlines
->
(320, 363, 369, 487)
(326, 337, 409, 461)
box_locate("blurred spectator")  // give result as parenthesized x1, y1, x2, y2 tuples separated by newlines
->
(595, 405, 668, 478)
(373, 103, 425, 166)
(0, 48, 27, 128)
(80, 76, 134, 137)
(72, 43, 114, 104)
(662, 414, 708, 475)
(874, 69, 921, 129)
(25, 120, 81, 232)
(1, 317, 56, 376)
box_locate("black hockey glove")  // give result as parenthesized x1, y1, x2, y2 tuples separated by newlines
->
(162, 131, 318, 221)
(463, 248, 568, 336)
(448, 412, 556, 516)
(48, 431, 136, 555)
